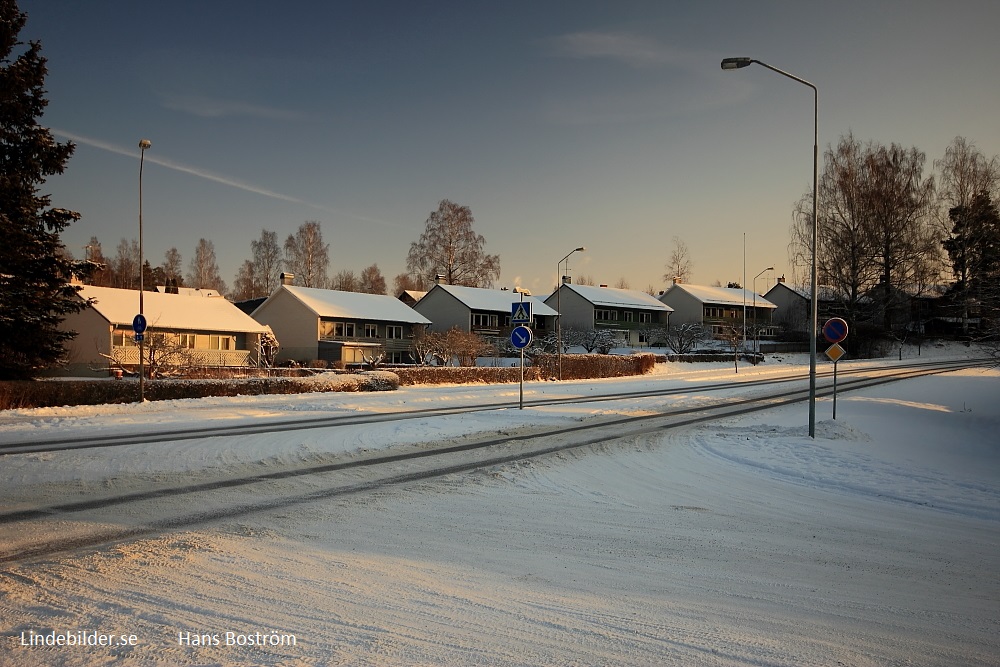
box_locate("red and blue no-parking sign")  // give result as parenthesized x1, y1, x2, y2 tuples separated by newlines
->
(822, 317, 849, 343)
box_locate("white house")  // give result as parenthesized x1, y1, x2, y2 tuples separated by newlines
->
(659, 282, 776, 339)
(543, 283, 673, 347)
(57, 285, 274, 376)
(251, 282, 431, 365)
(413, 284, 558, 339)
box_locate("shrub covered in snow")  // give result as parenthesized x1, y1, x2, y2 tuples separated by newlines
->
(0, 371, 400, 410)
(393, 366, 542, 386)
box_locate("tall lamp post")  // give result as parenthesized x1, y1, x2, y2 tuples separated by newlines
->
(556, 246, 585, 380)
(138, 139, 151, 402)
(752, 266, 774, 360)
(722, 57, 818, 438)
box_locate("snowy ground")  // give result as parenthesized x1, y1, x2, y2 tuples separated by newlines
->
(1, 345, 998, 666)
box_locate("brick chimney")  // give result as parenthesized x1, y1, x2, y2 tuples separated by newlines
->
(280, 272, 294, 286)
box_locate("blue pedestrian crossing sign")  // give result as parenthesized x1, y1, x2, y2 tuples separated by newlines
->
(511, 301, 532, 324)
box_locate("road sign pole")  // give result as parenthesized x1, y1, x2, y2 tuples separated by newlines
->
(833, 360, 838, 420)
(519, 347, 524, 410)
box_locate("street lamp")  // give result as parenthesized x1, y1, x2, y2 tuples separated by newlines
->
(556, 246, 586, 380)
(138, 138, 151, 402)
(722, 57, 818, 438)
(752, 266, 774, 361)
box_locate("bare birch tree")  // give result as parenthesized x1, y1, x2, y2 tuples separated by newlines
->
(284, 221, 329, 288)
(359, 263, 387, 294)
(187, 238, 227, 293)
(406, 199, 500, 289)
(330, 269, 358, 292)
(790, 134, 937, 331)
(161, 247, 183, 287)
(664, 236, 693, 284)
(112, 238, 139, 289)
(251, 229, 282, 295)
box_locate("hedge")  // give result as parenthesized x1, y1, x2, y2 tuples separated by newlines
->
(393, 353, 657, 385)
(2, 353, 661, 409)
(0, 371, 400, 410)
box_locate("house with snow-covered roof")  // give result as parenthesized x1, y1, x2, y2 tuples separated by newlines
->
(251, 276, 431, 366)
(543, 283, 673, 347)
(413, 283, 557, 338)
(57, 284, 274, 376)
(659, 282, 776, 339)
(764, 279, 875, 335)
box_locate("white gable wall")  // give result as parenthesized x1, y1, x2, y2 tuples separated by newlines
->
(659, 286, 707, 325)
(413, 287, 469, 332)
(251, 289, 321, 363)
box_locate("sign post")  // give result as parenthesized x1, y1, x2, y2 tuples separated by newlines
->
(823, 318, 849, 420)
(133, 314, 148, 398)
(510, 325, 533, 410)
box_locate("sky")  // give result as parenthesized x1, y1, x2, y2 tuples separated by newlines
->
(18, 0, 1000, 297)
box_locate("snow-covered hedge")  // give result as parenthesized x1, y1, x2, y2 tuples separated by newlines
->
(393, 366, 542, 386)
(532, 353, 657, 380)
(394, 353, 656, 385)
(0, 371, 400, 410)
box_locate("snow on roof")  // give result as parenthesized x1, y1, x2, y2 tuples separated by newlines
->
(766, 282, 871, 303)
(401, 290, 427, 302)
(276, 285, 431, 324)
(563, 283, 673, 311)
(155, 286, 221, 297)
(667, 283, 776, 309)
(434, 284, 559, 316)
(79, 285, 271, 333)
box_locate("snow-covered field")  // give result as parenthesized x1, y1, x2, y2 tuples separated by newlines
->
(1, 345, 998, 666)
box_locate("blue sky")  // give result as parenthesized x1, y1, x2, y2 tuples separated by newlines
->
(21, 0, 1000, 295)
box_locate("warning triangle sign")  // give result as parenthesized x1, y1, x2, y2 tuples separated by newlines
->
(512, 303, 531, 322)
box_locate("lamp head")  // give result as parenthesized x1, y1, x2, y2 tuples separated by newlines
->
(721, 57, 753, 70)
(139, 139, 151, 150)
(576, 247, 586, 252)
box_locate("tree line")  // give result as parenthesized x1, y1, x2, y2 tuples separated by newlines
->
(74, 197, 504, 302)
(788, 134, 999, 338)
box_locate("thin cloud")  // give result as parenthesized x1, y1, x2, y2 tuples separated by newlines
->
(157, 92, 308, 121)
(50, 129, 397, 227)
(548, 31, 695, 69)
(54, 128, 309, 204)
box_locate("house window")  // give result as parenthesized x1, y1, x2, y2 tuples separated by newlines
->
(623, 311, 633, 323)
(113, 330, 137, 347)
(334, 322, 356, 337)
(639, 312, 652, 324)
(638, 331, 650, 344)
(209, 335, 232, 350)
(365, 324, 378, 338)
(472, 313, 499, 328)
(386, 325, 403, 339)
(595, 309, 618, 321)
(178, 333, 196, 349)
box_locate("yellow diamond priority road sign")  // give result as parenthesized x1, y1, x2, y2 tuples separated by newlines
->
(825, 342, 846, 362)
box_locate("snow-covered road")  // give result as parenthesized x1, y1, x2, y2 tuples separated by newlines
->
(1, 349, 998, 665)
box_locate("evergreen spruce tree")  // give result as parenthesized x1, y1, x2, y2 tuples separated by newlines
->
(0, 1, 90, 379)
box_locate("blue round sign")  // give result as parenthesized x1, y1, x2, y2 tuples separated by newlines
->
(822, 317, 848, 343)
(510, 325, 533, 349)
(132, 314, 147, 334)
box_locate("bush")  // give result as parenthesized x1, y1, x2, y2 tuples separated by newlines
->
(0, 371, 400, 410)
(532, 353, 656, 380)
(394, 366, 542, 386)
